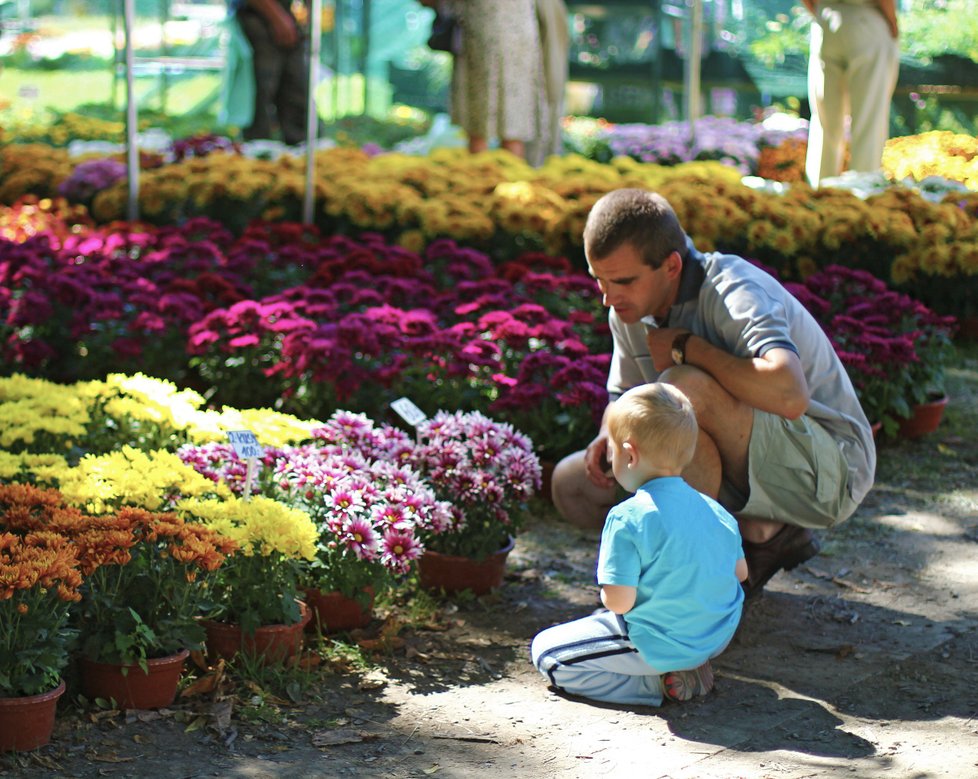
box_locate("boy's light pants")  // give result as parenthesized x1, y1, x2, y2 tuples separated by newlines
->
(530, 610, 665, 706)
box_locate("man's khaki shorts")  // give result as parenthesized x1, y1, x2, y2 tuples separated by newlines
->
(720, 410, 857, 529)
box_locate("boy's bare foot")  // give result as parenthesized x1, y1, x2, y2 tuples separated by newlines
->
(661, 660, 715, 702)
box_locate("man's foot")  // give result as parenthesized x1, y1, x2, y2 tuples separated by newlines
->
(742, 523, 820, 599)
(661, 661, 714, 702)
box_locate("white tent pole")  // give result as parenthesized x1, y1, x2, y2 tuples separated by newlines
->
(123, 0, 140, 222)
(684, 0, 703, 144)
(303, 0, 323, 225)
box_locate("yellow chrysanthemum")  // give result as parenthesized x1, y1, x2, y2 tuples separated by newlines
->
(177, 495, 317, 561)
(51, 447, 229, 515)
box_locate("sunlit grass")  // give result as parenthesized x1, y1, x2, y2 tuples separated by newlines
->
(0, 67, 394, 126)
(0, 67, 220, 115)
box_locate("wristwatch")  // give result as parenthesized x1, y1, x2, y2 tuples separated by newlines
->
(671, 332, 693, 366)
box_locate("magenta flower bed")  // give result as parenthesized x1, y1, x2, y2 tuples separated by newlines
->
(0, 218, 610, 460)
(0, 210, 955, 454)
(785, 265, 956, 433)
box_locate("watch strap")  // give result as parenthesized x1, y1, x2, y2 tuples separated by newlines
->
(672, 331, 693, 365)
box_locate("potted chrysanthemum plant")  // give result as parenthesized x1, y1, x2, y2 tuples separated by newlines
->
(0, 484, 84, 750)
(406, 410, 541, 594)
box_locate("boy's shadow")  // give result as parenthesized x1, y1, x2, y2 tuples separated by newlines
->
(548, 680, 875, 760)
(662, 679, 876, 759)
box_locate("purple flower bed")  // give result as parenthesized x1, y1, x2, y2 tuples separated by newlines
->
(590, 116, 808, 172)
(56, 158, 127, 205)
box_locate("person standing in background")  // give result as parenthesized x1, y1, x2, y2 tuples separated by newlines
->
(803, 0, 900, 187)
(449, 0, 548, 161)
(233, 0, 314, 145)
(529, 0, 570, 165)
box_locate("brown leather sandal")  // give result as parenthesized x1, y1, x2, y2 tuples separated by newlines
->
(743, 523, 820, 599)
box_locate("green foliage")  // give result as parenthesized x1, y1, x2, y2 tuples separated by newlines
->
(387, 588, 442, 628)
(743, 0, 978, 68)
(229, 648, 318, 707)
(321, 112, 432, 150)
(300, 549, 389, 605)
(0, 590, 77, 697)
(745, 6, 811, 66)
(78, 547, 218, 665)
(901, 0, 978, 63)
(211, 552, 303, 636)
(317, 638, 376, 675)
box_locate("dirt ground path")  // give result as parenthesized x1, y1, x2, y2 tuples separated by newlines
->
(3, 356, 977, 779)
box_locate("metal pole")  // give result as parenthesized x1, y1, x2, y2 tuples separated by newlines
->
(332, 0, 342, 117)
(684, 0, 703, 142)
(362, 0, 370, 115)
(303, 0, 324, 225)
(123, 0, 140, 222)
(160, 0, 170, 114)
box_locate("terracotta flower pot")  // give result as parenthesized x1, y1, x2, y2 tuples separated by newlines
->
(303, 587, 374, 633)
(79, 650, 189, 710)
(418, 537, 516, 596)
(896, 395, 949, 440)
(0, 680, 66, 752)
(202, 601, 311, 663)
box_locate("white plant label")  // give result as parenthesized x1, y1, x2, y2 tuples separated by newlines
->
(227, 430, 264, 459)
(227, 430, 263, 499)
(390, 397, 427, 427)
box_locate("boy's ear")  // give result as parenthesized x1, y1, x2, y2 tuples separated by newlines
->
(621, 440, 641, 468)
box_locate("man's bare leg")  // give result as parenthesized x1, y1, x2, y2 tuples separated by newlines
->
(660, 365, 785, 543)
(551, 450, 617, 530)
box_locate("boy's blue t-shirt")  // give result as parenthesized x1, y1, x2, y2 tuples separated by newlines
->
(597, 476, 745, 671)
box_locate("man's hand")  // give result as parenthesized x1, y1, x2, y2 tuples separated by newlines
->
(268, 6, 299, 47)
(877, 0, 899, 38)
(583, 432, 615, 489)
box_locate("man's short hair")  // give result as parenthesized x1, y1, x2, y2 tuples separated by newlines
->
(583, 188, 688, 269)
(607, 383, 698, 472)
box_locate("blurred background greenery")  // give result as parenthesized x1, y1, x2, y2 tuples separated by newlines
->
(0, 0, 975, 143)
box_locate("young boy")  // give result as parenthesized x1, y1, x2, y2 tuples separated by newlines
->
(531, 383, 748, 706)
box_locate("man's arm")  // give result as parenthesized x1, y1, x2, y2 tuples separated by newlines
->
(877, 0, 899, 38)
(648, 329, 811, 420)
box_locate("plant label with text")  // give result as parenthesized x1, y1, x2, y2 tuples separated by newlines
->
(227, 430, 264, 460)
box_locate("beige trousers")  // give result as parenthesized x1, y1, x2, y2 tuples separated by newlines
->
(805, 2, 900, 187)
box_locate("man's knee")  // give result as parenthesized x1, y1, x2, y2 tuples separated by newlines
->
(659, 366, 752, 440)
(658, 364, 720, 408)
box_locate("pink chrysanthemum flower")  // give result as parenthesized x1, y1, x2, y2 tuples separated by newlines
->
(381, 528, 422, 574)
(341, 516, 380, 562)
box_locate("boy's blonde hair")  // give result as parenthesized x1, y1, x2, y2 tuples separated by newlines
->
(607, 383, 698, 472)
